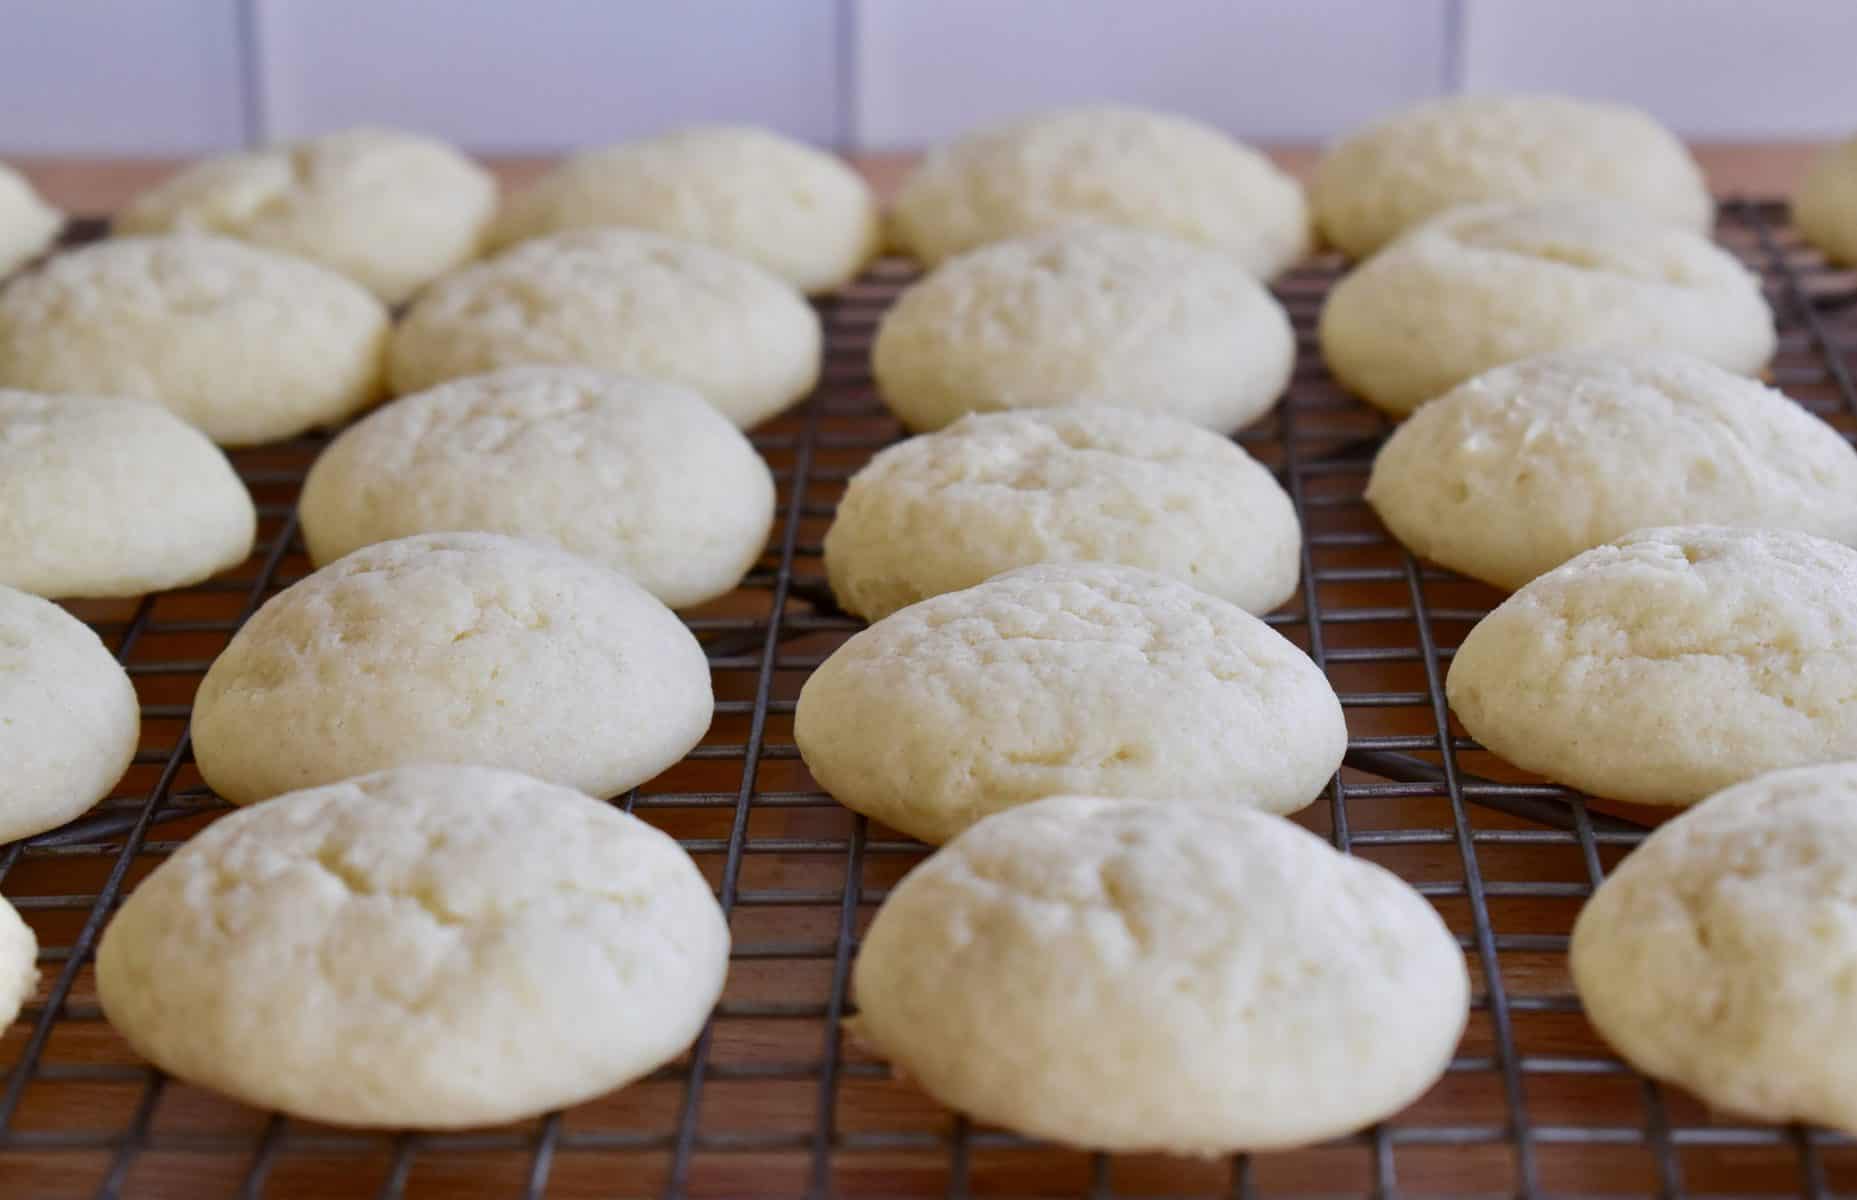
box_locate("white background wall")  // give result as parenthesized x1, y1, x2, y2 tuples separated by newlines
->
(0, 0, 1853, 155)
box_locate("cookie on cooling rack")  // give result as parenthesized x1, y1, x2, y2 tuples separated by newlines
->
(0, 584, 139, 843)
(190, 532, 712, 805)
(873, 226, 1294, 433)
(389, 228, 820, 429)
(299, 367, 774, 609)
(794, 563, 1346, 844)
(852, 794, 1467, 1152)
(1366, 350, 1857, 591)
(493, 125, 879, 295)
(824, 407, 1300, 621)
(1311, 93, 1710, 259)
(1447, 525, 1857, 807)
(1796, 135, 1857, 267)
(1319, 202, 1775, 416)
(97, 764, 729, 1128)
(0, 391, 254, 598)
(0, 163, 60, 278)
(115, 127, 495, 306)
(0, 234, 389, 445)
(889, 105, 1310, 278)
(0, 896, 34, 1028)
(1572, 762, 1857, 1134)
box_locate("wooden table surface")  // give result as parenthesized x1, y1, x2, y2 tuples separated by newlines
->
(9, 143, 1831, 213)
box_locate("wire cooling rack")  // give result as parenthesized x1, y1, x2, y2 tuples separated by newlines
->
(2, 202, 1855, 1199)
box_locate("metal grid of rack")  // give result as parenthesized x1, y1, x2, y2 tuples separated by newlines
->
(1, 202, 1855, 1198)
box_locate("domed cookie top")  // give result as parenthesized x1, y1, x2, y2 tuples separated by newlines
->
(1319, 202, 1774, 415)
(98, 764, 729, 1128)
(493, 125, 879, 294)
(796, 563, 1345, 843)
(853, 795, 1467, 1152)
(1367, 351, 1857, 590)
(116, 127, 496, 304)
(1313, 93, 1710, 258)
(1447, 525, 1857, 806)
(891, 105, 1310, 277)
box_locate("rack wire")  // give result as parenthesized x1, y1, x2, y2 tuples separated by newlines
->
(2, 201, 1855, 1198)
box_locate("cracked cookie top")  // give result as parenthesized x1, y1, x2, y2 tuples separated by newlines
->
(851, 794, 1467, 1152)
(794, 562, 1345, 843)
(1572, 762, 1857, 1132)
(191, 531, 712, 804)
(96, 764, 729, 1128)
(1447, 525, 1857, 805)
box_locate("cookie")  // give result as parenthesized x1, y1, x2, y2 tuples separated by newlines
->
(890, 105, 1309, 277)
(116, 127, 496, 304)
(191, 533, 713, 805)
(1367, 351, 1857, 590)
(0, 164, 61, 278)
(1312, 93, 1710, 259)
(1796, 135, 1857, 266)
(0, 897, 34, 1029)
(97, 764, 729, 1128)
(1319, 203, 1775, 415)
(825, 408, 1300, 621)
(0, 391, 255, 597)
(492, 125, 879, 294)
(390, 229, 821, 428)
(300, 367, 774, 608)
(852, 794, 1467, 1152)
(873, 226, 1295, 433)
(0, 584, 139, 843)
(1572, 762, 1857, 1133)
(0, 234, 389, 445)
(1447, 526, 1857, 806)
(794, 563, 1346, 843)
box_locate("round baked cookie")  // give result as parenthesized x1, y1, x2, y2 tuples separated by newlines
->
(1312, 93, 1710, 259)
(0, 391, 255, 598)
(1796, 136, 1857, 266)
(891, 105, 1310, 277)
(1447, 526, 1857, 806)
(492, 125, 879, 294)
(0, 164, 61, 278)
(390, 229, 820, 428)
(1319, 203, 1776, 415)
(0, 584, 139, 843)
(115, 127, 495, 305)
(1367, 351, 1857, 590)
(853, 794, 1466, 1151)
(1572, 763, 1857, 1132)
(300, 368, 774, 608)
(873, 227, 1295, 433)
(97, 764, 728, 1128)
(0, 234, 389, 445)
(825, 408, 1300, 621)
(0, 896, 34, 1028)
(191, 533, 712, 805)
(795, 563, 1345, 843)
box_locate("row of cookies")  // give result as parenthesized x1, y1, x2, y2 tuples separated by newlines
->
(1312, 102, 1857, 1137)
(0, 521, 739, 1126)
(0, 98, 1693, 1151)
(0, 101, 927, 1123)
(0, 98, 1842, 1151)
(0, 128, 876, 1126)
(3, 95, 1856, 318)
(797, 99, 1857, 1152)
(0, 99, 1827, 465)
(0, 107, 1364, 1152)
